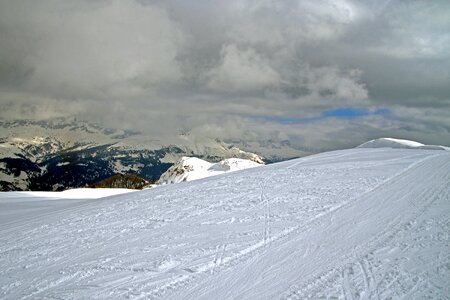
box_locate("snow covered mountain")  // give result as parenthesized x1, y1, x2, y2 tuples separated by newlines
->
(0, 118, 263, 191)
(225, 138, 311, 162)
(358, 137, 449, 150)
(1, 146, 448, 299)
(157, 156, 262, 185)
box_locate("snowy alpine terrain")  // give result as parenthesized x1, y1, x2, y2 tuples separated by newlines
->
(0, 147, 449, 299)
(157, 157, 262, 185)
(0, 118, 265, 191)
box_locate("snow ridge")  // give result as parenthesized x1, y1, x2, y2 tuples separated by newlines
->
(157, 157, 262, 185)
(357, 137, 449, 150)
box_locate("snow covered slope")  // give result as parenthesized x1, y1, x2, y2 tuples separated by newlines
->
(5, 188, 136, 200)
(358, 137, 449, 150)
(157, 157, 262, 185)
(0, 148, 449, 299)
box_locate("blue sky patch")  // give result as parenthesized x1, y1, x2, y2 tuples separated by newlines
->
(263, 107, 389, 124)
(323, 107, 389, 119)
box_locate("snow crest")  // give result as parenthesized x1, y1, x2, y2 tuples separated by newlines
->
(157, 157, 262, 185)
(357, 137, 448, 150)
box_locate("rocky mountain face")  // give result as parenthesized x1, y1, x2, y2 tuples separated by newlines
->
(224, 138, 311, 163)
(0, 118, 264, 191)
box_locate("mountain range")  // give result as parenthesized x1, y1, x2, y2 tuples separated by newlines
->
(0, 118, 267, 191)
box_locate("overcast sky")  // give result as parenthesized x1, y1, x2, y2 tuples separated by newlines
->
(0, 0, 449, 151)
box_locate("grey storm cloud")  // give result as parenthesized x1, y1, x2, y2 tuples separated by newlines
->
(0, 0, 449, 150)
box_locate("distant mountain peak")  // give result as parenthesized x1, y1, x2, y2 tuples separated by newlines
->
(157, 156, 262, 185)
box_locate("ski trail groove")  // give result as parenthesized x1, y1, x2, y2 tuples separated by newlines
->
(259, 181, 271, 244)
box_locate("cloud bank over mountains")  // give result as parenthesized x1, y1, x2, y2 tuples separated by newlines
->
(0, 0, 449, 151)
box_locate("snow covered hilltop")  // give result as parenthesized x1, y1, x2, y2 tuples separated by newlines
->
(157, 156, 262, 185)
(358, 137, 449, 150)
(0, 143, 449, 299)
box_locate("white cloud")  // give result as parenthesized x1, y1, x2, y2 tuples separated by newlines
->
(207, 45, 281, 92)
(2, 0, 185, 100)
(304, 66, 368, 102)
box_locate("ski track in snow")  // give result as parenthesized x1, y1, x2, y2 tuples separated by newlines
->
(0, 148, 449, 299)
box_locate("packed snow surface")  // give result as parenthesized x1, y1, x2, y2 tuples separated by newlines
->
(157, 156, 262, 185)
(3, 188, 137, 200)
(0, 148, 449, 299)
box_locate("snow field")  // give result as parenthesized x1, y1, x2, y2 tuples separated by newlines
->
(0, 148, 449, 299)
